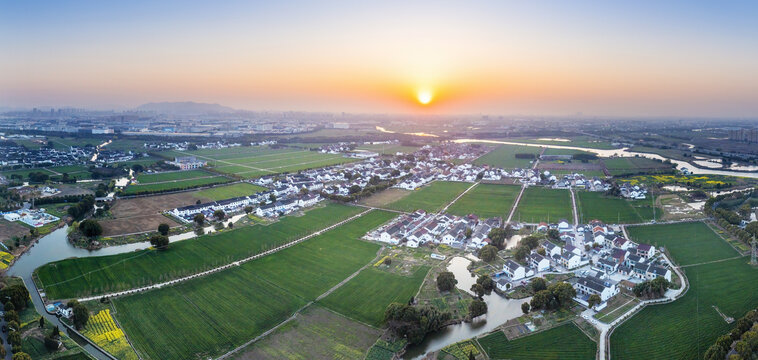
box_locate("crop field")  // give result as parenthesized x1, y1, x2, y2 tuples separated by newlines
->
(386, 181, 471, 213)
(320, 266, 430, 326)
(610, 258, 758, 359)
(122, 173, 231, 195)
(512, 187, 573, 223)
(478, 322, 596, 360)
(190, 182, 267, 201)
(231, 305, 382, 360)
(603, 157, 674, 175)
(474, 144, 542, 169)
(625, 222, 737, 266)
(112, 210, 392, 360)
(1, 164, 92, 180)
(446, 183, 520, 218)
(577, 191, 656, 224)
(134, 169, 212, 183)
(81, 309, 138, 360)
(356, 144, 420, 155)
(36, 203, 364, 299)
(163, 147, 356, 179)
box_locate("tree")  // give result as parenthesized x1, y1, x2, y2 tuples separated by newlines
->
(477, 274, 494, 292)
(488, 227, 509, 249)
(269, 193, 277, 202)
(384, 303, 451, 345)
(149, 235, 169, 249)
(547, 282, 576, 308)
(479, 245, 498, 262)
(468, 299, 488, 318)
(521, 302, 530, 314)
(530, 290, 552, 310)
(244, 206, 253, 214)
(193, 213, 205, 226)
(521, 235, 540, 250)
(349, 184, 361, 194)
(157, 223, 170, 236)
(213, 209, 226, 220)
(383, 257, 392, 265)
(436, 271, 457, 292)
(78, 219, 103, 237)
(72, 302, 90, 329)
(0, 284, 29, 311)
(12, 354, 32, 360)
(514, 245, 530, 261)
(7, 331, 21, 346)
(39, 316, 44, 329)
(468, 351, 476, 360)
(44, 335, 60, 350)
(465, 227, 473, 239)
(4, 310, 19, 324)
(587, 294, 602, 309)
(530, 277, 547, 293)
(471, 283, 485, 298)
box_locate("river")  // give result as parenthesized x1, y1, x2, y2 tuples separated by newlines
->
(452, 139, 758, 179)
(404, 257, 530, 359)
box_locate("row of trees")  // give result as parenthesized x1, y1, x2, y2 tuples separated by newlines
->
(704, 308, 758, 360)
(66, 195, 95, 220)
(2, 284, 31, 356)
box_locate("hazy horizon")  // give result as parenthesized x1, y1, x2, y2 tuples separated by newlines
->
(3, 1, 758, 117)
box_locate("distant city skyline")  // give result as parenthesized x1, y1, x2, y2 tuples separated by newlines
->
(2, 1, 758, 117)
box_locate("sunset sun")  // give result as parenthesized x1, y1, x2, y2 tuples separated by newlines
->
(417, 90, 433, 105)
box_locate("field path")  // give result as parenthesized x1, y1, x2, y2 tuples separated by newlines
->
(352, 203, 408, 214)
(174, 150, 278, 174)
(76, 209, 373, 302)
(440, 181, 479, 213)
(570, 188, 579, 226)
(506, 184, 527, 224)
(680, 255, 743, 268)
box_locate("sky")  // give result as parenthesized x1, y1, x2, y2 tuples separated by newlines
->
(2, 0, 758, 117)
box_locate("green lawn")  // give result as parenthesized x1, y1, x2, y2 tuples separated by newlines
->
(446, 183, 520, 218)
(319, 266, 430, 326)
(134, 169, 212, 183)
(577, 191, 656, 224)
(113, 210, 393, 360)
(474, 144, 542, 169)
(612, 221, 758, 359)
(386, 181, 471, 213)
(478, 322, 596, 360)
(513, 187, 573, 223)
(121, 176, 232, 195)
(626, 222, 738, 266)
(191, 182, 267, 201)
(36, 204, 364, 299)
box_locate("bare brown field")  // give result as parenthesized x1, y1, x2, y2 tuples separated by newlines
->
(359, 188, 410, 207)
(100, 214, 179, 237)
(102, 193, 198, 236)
(0, 219, 29, 242)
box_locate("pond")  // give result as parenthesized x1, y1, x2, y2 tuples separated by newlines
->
(404, 257, 530, 359)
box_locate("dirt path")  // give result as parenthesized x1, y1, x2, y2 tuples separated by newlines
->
(570, 188, 579, 226)
(506, 184, 527, 224)
(440, 181, 479, 213)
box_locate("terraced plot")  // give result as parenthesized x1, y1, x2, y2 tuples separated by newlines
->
(512, 187, 573, 223)
(320, 266, 430, 327)
(112, 210, 393, 360)
(577, 191, 656, 224)
(446, 183, 520, 218)
(474, 144, 542, 169)
(478, 322, 596, 360)
(386, 181, 471, 213)
(611, 222, 758, 359)
(36, 203, 363, 299)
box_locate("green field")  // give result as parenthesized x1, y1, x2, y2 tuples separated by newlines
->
(122, 175, 231, 195)
(230, 305, 382, 360)
(577, 191, 656, 224)
(113, 210, 393, 360)
(191, 182, 267, 201)
(36, 204, 364, 299)
(386, 181, 471, 213)
(603, 157, 674, 175)
(478, 322, 596, 360)
(446, 183, 520, 218)
(1, 164, 92, 180)
(626, 222, 738, 266)
(356, 144, 420, 155)
(513, 187, 573, 223)
(320, 266, 429, 326)
(134, 169, 212, 183)
(162, 147, 356, 179)
(474, 144, 542, 169)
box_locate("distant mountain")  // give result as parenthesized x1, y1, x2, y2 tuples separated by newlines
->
(135, 101, 236, 114)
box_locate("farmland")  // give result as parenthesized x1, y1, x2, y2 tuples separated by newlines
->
(36, 203, 364, 299)
(230, 305, 381, 360)
(386, 181, 471, 213)
(577, 191, 656, 224)
(190, 182, 267, 201)
(602, 157, 674, 176)
(356, 144, 420, 155)
(512, 187, 573, 223)
(133, 169, 211, 183)
(478, 322, 596, 360)
(112, 210, 392, 360)
(626, 222, 737, 266)
(162, 147, 357, 179)
(320, 265, 430, 326)
(122, 169, 231, 195)
(446, 183, 520, 218)
(474, 144, 542, 169)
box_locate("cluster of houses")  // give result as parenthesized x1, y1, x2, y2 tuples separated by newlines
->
(170, 184, 321, 221)
(417, 143, 491, 162)
(2, 208, 60, 227)
(0, 141, 88, 168)
(368, 210, 501, 250)
(619, 183, 648, 199)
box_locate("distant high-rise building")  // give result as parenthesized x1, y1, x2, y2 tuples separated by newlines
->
(728, 128, 758, 143)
